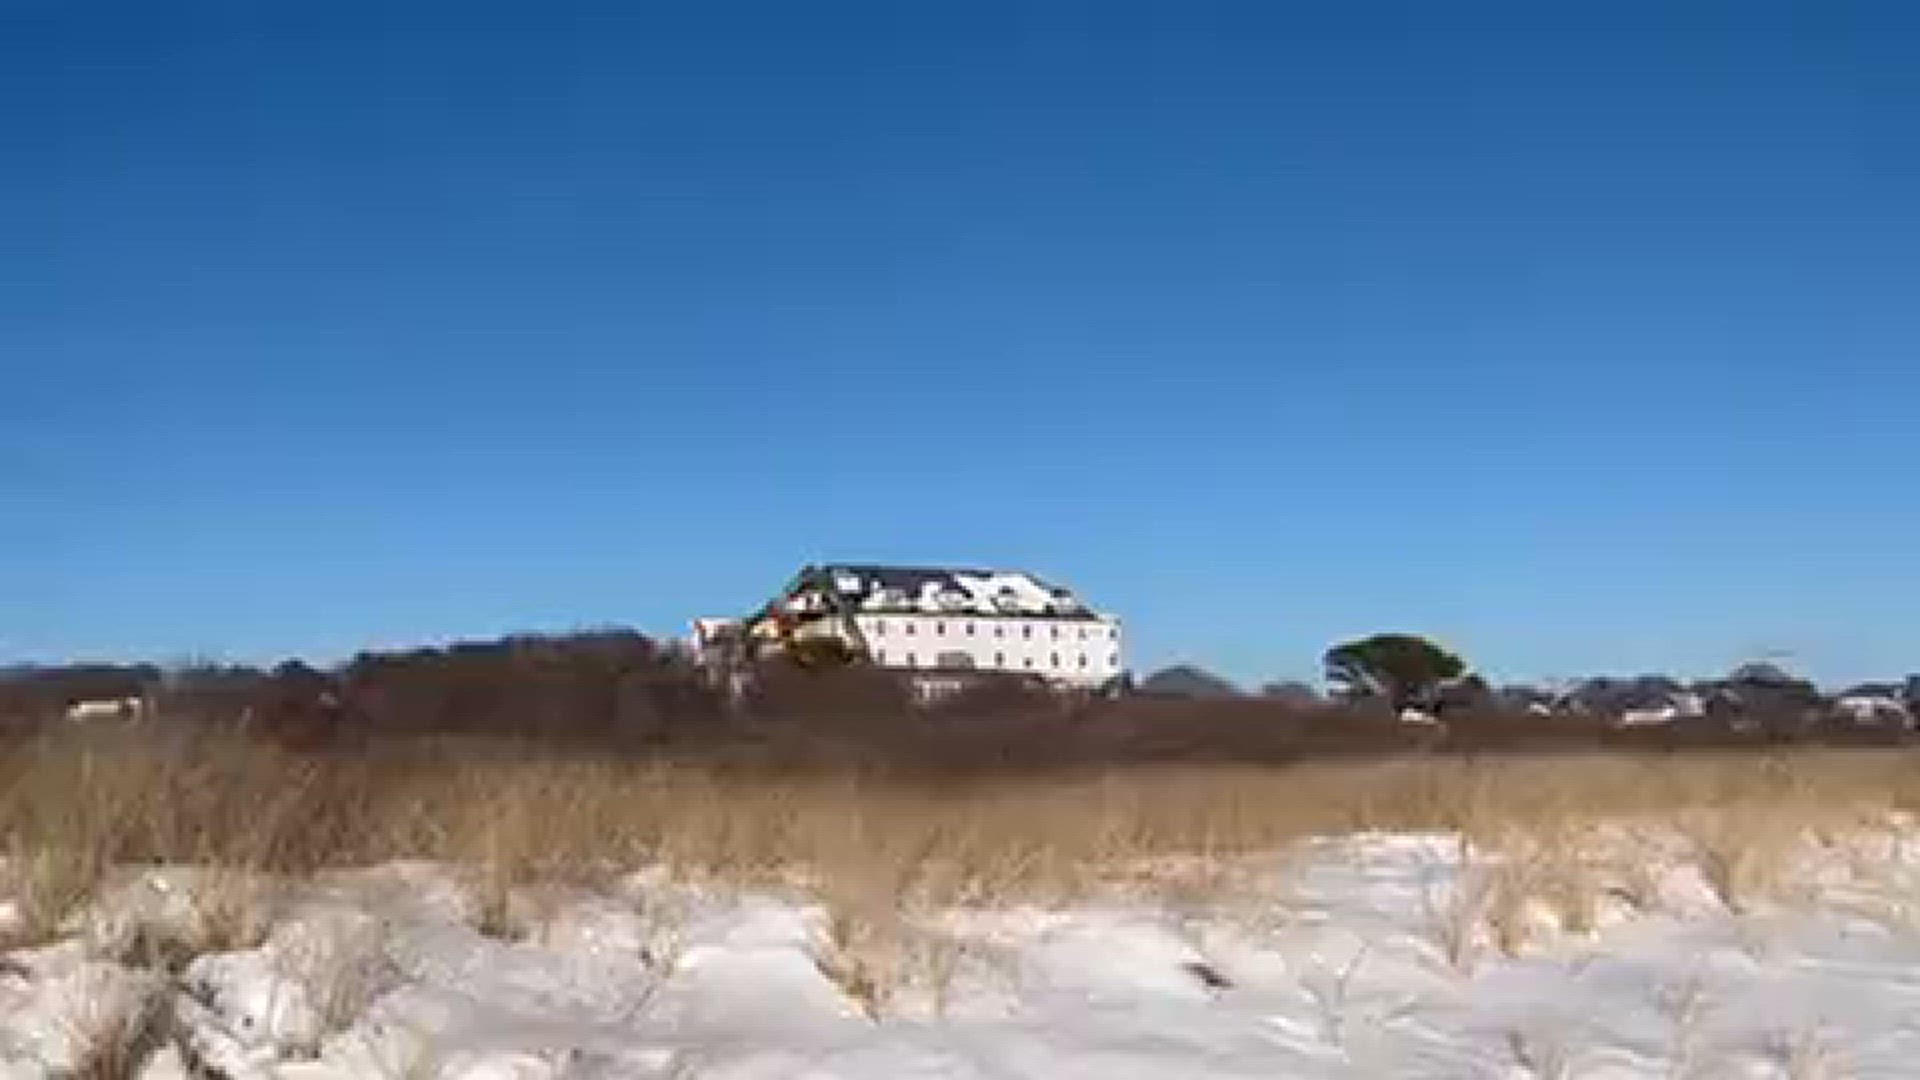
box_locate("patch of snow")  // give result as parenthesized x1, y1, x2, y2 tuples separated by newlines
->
(3, 828, 1920, 1075)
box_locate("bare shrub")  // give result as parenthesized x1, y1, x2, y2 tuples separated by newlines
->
(276, 917, 403, 1049)
(95, 869, 277, 974)
(1424, 862, 1490, 974)
(1679, 811, 1808, 914)
(1764, 1023, 1845, 1080)
(60, 973, 170, 1080)
(1506, 1023, 1574, 1080)
(7, 841, 110, 946)
(625, 883, 691, 977)
(810, 904, 889, 1020)
(1300, 944, 1372, 1046)
(471, 861, 526, 942)
(807, 900, 978, 1021)
(189, 870, 278, 957)
(1474, 816, 1620, 949)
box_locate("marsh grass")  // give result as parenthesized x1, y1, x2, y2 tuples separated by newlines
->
(0, 734, 1914, 948)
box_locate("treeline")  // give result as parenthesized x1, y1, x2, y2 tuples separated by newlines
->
(2, 629, 1914, 768)
(0, 631, 723, 750)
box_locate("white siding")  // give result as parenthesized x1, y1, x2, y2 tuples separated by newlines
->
(857, 615, 1121, 687)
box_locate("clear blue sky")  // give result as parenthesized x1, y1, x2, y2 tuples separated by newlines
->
(5, 1, 1917, 688)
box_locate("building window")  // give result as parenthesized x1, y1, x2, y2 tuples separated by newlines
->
(993, 625, 1004, 638)
(994, 652, 1005, 667)
(907, 653, 918, 668)
(935, 622, 945, 636)
(1078, 627, 1088, 640)
(873, 620, 886, 636)
(1051, 626, 1060, 640)
(1023, 657, 1034, 669)
(965, 622, 975, 636)
(1022, 625, 1033, 640)
(1050, 652, 1060, 668)
(875, 649, 886, 663)
(904, 623, 915, 636)
(1109, 653, 1118, 667)
(1078, 654, 1088, 668)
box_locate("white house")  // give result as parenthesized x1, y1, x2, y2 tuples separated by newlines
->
(696, 564, 1124, 689)
(1834, 693, 1913, 728)
(64, 696, 146, 723)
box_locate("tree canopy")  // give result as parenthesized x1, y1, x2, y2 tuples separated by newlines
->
(1323, 634, 1467, 712)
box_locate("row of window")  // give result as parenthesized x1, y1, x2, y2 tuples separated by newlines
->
(873, 650, 1119, 671)
(868, 620, 1116, 641)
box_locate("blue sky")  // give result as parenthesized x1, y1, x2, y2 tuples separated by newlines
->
(5, 1, 1918, 688)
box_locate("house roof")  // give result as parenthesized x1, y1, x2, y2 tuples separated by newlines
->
(795, 563, 1109, 619)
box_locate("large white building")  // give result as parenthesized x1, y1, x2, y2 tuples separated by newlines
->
(695, 563, 1124, 689)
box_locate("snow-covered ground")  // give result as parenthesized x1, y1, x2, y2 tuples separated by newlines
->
(4, 821, 1920, 1078)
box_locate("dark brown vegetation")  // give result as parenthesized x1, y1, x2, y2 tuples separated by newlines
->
(2, 630, 1911, 772)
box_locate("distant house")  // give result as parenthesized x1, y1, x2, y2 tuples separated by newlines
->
(694, 563, 1125, 690)
(64, 696, 145, 723)
(1616, 692, 1706, 729)
(1834, 684, 1913, 728)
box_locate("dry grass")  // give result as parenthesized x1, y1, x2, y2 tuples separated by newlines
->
(807, 904, 984, 1020)
(7, 841, 109, 947)
(189, 869, 278, 956)
(1424, 862, 1490, 973)
(0, 733, 1906, 1080)
(60, 972, 170, 1080)
(1460, 817, 1618, 958)
(0, 735, 1906, 1072)
(0, 735, 1916, 941)
(1677, 808, 1824, 914)
(276, 915, 403, 1045)
(92, 869, 278, 974)
(1423, 803, 1833, 966)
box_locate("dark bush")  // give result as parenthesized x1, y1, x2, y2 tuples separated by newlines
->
(9, 631, 1910, 767)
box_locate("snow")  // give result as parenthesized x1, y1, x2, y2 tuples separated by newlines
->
(2, 826, 1920, 1076)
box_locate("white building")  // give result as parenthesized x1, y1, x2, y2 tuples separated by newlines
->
(696, 564, 1124, 689)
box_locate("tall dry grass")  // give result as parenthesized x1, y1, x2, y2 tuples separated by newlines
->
(0, 731, 1915, 944)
